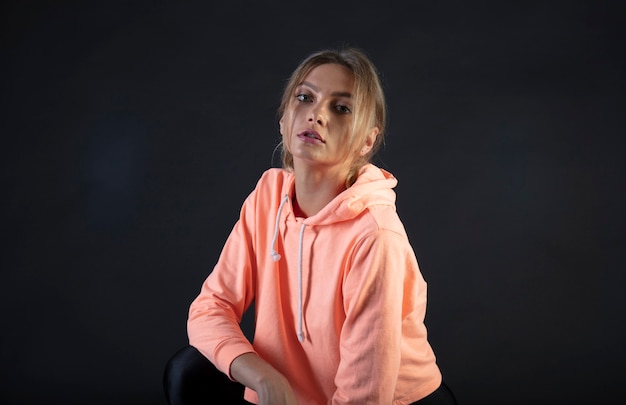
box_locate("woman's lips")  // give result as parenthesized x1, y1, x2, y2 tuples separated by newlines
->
(297, 130, 325, 144)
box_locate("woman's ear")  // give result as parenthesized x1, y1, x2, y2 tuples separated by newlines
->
(279, 116, 284, 135)
(359, 127, 379, 156)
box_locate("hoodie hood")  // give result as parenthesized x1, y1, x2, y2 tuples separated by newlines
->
(299, 163, 398, 226)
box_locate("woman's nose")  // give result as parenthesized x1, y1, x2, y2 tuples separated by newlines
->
(307, 106, 325, 126)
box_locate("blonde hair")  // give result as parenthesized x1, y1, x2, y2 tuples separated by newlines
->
(277, 47, 387, 187)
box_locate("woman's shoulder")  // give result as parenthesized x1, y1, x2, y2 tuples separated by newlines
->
(365, 205, 409, 240)
(253, 167, 293, 195)
(258, 167, 291, 181)
(256, 167, 292, 184)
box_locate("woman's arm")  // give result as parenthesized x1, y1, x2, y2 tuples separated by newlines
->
(230, 352, 298, 405)
(333, 229, 416, 404)
(187, 189, 260, 375)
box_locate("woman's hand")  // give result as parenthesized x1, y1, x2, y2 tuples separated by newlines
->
(230, 352, 298, 405)
(254, 373, 298, 405)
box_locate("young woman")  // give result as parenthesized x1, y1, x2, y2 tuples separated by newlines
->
(164, 47, 457, 405)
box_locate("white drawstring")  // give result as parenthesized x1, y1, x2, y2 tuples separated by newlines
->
(297, 222, 306, 342)
(270, 195, 289, 262)
(269, 193, 306, 343)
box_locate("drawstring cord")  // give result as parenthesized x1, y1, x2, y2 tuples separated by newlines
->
(297, 222, 306, 342)
(269, 194, 306, 343)
(270, 195, 289, 262)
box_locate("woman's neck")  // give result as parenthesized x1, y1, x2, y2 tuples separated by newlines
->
(292, 164, 348, 218)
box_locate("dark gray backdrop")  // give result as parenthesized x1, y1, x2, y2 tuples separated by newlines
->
(2, 1, 624, 404)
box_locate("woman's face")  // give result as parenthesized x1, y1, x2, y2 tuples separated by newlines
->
(280, 63, 358, 173)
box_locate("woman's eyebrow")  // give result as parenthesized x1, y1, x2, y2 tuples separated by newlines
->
(300, 81, 352, 99)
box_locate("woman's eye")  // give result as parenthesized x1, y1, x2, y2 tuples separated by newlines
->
(335, 104, 351, 114)
(296, 94, 311, 102)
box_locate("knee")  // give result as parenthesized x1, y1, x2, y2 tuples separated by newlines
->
(163, 346, 244, 404)
(163, 346, 213, 402)
(165, 347, 197, 377)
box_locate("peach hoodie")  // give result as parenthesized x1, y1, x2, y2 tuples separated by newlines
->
(188, 164, 442, 404)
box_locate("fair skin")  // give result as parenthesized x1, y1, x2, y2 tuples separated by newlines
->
(230, 63, 379, 405)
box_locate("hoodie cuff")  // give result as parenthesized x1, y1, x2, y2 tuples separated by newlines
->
(214, 341, 257, 381)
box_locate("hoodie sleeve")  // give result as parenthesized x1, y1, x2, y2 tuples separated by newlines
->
(187, 189, 258, 378)
(333, 228, 425, 404)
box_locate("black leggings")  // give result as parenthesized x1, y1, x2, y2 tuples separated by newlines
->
(164, 346, 458, 405)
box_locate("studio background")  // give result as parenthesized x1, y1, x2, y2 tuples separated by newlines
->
(2, 1, 624, 404)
